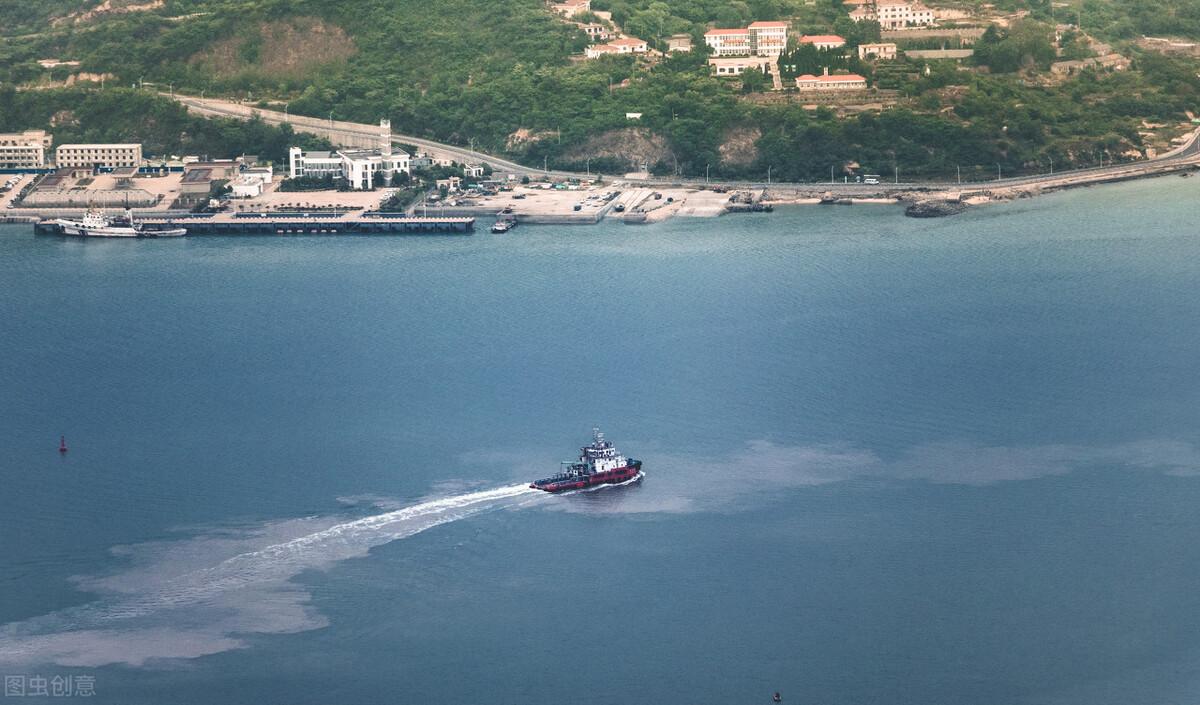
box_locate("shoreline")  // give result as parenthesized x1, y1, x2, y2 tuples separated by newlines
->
(4, 163, 1197, 230)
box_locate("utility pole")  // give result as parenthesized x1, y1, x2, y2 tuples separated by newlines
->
(894, 165, 898, 184)
(1049, 156, 1053, 174)
(329, 111, 334, 128)
(830, 165, 834, 184)
(586, 158, 591, 179)
(544, 155, 548, 174)
(706, 163, 710, 184)
(284, 102, 289, 122)
(957, 165, 961, 184)
(767, 165, 771, 184)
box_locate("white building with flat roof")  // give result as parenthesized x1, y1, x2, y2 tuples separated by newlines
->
(708, 56, 774, 75)
(55, 143, 142, 169)
(288, 119, 410, 190)
(858, 42, 898, 60)
(0, 130, 51, 169)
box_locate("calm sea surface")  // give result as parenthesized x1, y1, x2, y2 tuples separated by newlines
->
(2, 178, 1200, 704)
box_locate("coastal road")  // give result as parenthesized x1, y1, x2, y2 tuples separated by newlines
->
(169, 93, 1200, 194)
(170, 95, 566, 179)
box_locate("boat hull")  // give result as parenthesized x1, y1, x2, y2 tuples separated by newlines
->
(530, 461, 643, 493)
(54, 219, 186, 238)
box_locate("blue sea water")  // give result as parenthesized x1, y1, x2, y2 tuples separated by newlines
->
(2, 177, 1200, 704)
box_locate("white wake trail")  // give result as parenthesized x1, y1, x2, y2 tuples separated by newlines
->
(0, 483, 541, 667)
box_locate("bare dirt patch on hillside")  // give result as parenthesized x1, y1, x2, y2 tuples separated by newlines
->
(559, 128, 674, 170)
(188, 17, 355, 80)
(718, 126, 760, 168)
(54, 0, 165, 26)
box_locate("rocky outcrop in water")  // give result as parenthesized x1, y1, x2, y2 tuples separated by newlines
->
(904, 200, 969, 218)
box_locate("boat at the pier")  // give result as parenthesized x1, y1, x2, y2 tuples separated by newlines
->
(530, 428, 643, 492)
(54, 209, 186, 238)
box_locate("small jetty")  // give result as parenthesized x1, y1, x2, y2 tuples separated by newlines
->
(34, 212, 474, 236)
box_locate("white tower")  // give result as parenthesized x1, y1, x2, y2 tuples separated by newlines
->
(379, 119, 392, 153)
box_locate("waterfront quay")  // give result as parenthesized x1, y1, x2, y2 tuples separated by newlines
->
(35, 211, 475, 236)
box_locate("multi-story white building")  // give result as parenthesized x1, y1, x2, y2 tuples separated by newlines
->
(55, 143, 142, 169)
(704, 27, 753, 56)
(706, 23, 789, 56)
(858, 42, 898, 60)
(799, 34, 847, 50)
(850, 1, 935, 29)
(748, 21, 789, 55)
(288, 120, 410, 190)
(0, 130, 51, 169)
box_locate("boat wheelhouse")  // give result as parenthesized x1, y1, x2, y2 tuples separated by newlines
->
(530, 428, 643, 493)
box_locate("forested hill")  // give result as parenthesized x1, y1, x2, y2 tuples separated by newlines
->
(4, 0, 1200, 181)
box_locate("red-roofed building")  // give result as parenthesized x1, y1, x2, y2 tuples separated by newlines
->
(799, 34, 846, 50)
(795, 68, 867, 90)
(608, 37, 649, 52)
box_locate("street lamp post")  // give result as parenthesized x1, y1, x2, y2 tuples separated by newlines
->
(329, 111, 334, 128)
(996, 163, 1002, 181)
(956, 165, 961, 184)
(767, 165, 772, 184)
(586, 158, 591, 179)
(1049, 156, 1053, 174)
(830, 165, 834, 184)
(706, 163, 710, 184)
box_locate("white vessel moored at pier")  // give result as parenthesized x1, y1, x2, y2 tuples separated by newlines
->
(54, 209, 185, 238)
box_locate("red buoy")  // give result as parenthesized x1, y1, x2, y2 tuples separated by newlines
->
(59, 436, 68, 454)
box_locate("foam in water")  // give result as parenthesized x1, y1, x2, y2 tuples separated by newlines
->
(0, 484, 540, 668)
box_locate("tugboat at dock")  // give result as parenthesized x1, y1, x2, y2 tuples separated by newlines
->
(530, 428, 643, 492)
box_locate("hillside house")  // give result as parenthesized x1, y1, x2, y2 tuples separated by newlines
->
(799, 34, 847, 50)
(795, 68, 868, 91)
(858, 42, 898, 60)
(850, 1, 935, 29)
(707, 56, 775, 75)
(552, 0, 590, 17)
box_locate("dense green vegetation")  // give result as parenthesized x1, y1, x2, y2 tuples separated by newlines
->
(2, 0, 1200, 181)
(0, 87, 331, 163)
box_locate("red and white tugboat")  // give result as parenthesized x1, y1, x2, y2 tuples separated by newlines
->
(530, 428, 643, 492)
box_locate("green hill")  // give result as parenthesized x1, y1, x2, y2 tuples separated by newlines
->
(3, 0, 1200, 180)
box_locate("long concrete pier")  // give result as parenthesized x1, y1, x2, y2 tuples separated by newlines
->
(34, 213, 474, 236)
